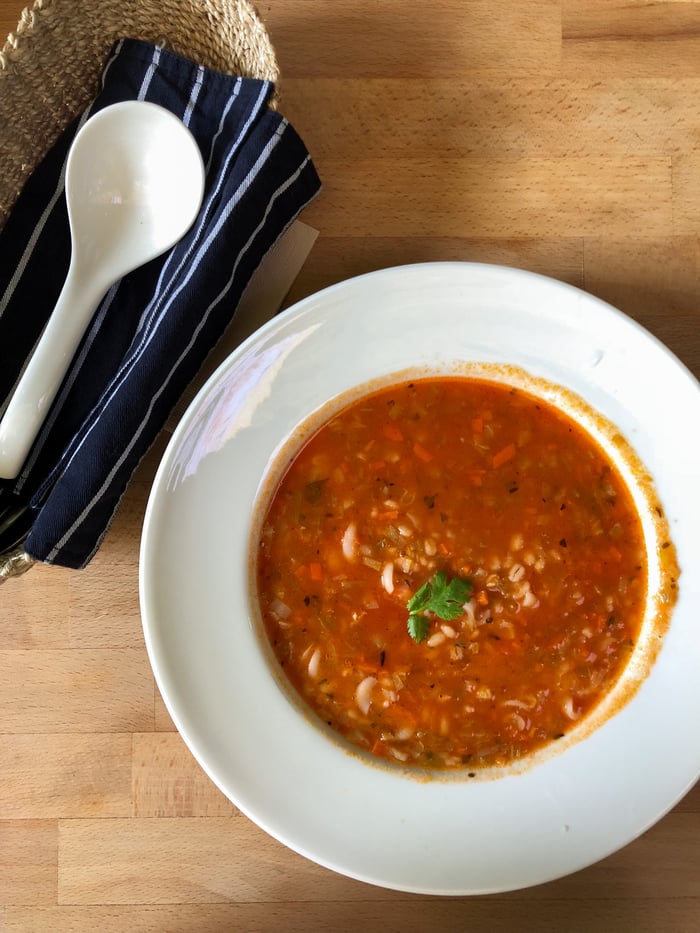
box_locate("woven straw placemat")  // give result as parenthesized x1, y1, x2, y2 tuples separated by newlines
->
(0, 0, 279, 229)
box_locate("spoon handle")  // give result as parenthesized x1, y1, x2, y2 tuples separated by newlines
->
(0, 263, 108, 480)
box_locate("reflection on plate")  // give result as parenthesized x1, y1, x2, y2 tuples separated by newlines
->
(140, 263, 700, 894)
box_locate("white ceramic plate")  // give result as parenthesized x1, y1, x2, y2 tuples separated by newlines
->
(139, 263, 700, 894)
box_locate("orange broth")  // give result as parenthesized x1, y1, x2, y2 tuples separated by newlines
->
(255, 377, 649, 770)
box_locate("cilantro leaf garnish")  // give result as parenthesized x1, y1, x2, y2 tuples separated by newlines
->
(406, 570, 472, 643)
(407, 612, 431, 644)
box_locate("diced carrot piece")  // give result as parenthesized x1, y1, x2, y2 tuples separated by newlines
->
(309, 562, 323, 581)
(492, 442, 516, 468)
(413, 442, 433, 462)
(383, 424, 404, 442)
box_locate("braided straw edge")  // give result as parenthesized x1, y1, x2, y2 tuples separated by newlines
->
(0, 0, 50, 71)
(0, 0, 279, 79)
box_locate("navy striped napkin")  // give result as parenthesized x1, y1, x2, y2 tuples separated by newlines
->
(0, 38, 321, 569)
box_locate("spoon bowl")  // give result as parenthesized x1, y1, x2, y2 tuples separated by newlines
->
(0, 100, 205, 480)
(67, 101, 206, 283)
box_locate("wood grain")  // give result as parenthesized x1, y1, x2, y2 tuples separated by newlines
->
(302, 156, 673, 237)
(0, 821, 57, 906)
(0, 649, 154, 733)
(3, 900, 700, 933)
(131, 733, 236, 817)
(562, 0, 700, 77)
(263, 0, 562, 78)
(1, 0, 699, 929)
(0, 734, 132, 818)
(59, 817, 379, 905)
(281, 78, 700, 159)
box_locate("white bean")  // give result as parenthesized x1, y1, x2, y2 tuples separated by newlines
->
(307, 648, 321, 679)
(355, 676, 376, 715)
(381, 561, 395, 594)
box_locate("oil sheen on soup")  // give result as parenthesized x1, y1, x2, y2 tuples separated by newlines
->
(255, 377, 648, 770)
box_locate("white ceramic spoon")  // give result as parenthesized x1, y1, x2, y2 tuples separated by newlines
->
(0, 100, 205, 480)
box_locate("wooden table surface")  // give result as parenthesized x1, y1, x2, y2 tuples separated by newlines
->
(1, 1, 699, 930)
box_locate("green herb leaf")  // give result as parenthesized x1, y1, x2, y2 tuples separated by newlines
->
(406, 577, 434, 615)
(407, 613, 430, 643)
(406, 570, 473, 643)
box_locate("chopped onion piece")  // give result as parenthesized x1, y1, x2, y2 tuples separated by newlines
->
(270, 598, 291, 620)
(502, 697, 536, 709)
(394, 726, 414, 741)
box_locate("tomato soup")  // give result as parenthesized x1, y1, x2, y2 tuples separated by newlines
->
(255, 377, 651, 770)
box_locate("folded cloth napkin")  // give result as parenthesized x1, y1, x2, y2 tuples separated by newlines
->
(0, 38, 321, 569)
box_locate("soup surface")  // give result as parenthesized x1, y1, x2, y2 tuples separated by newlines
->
(256, 377, 648, 770)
